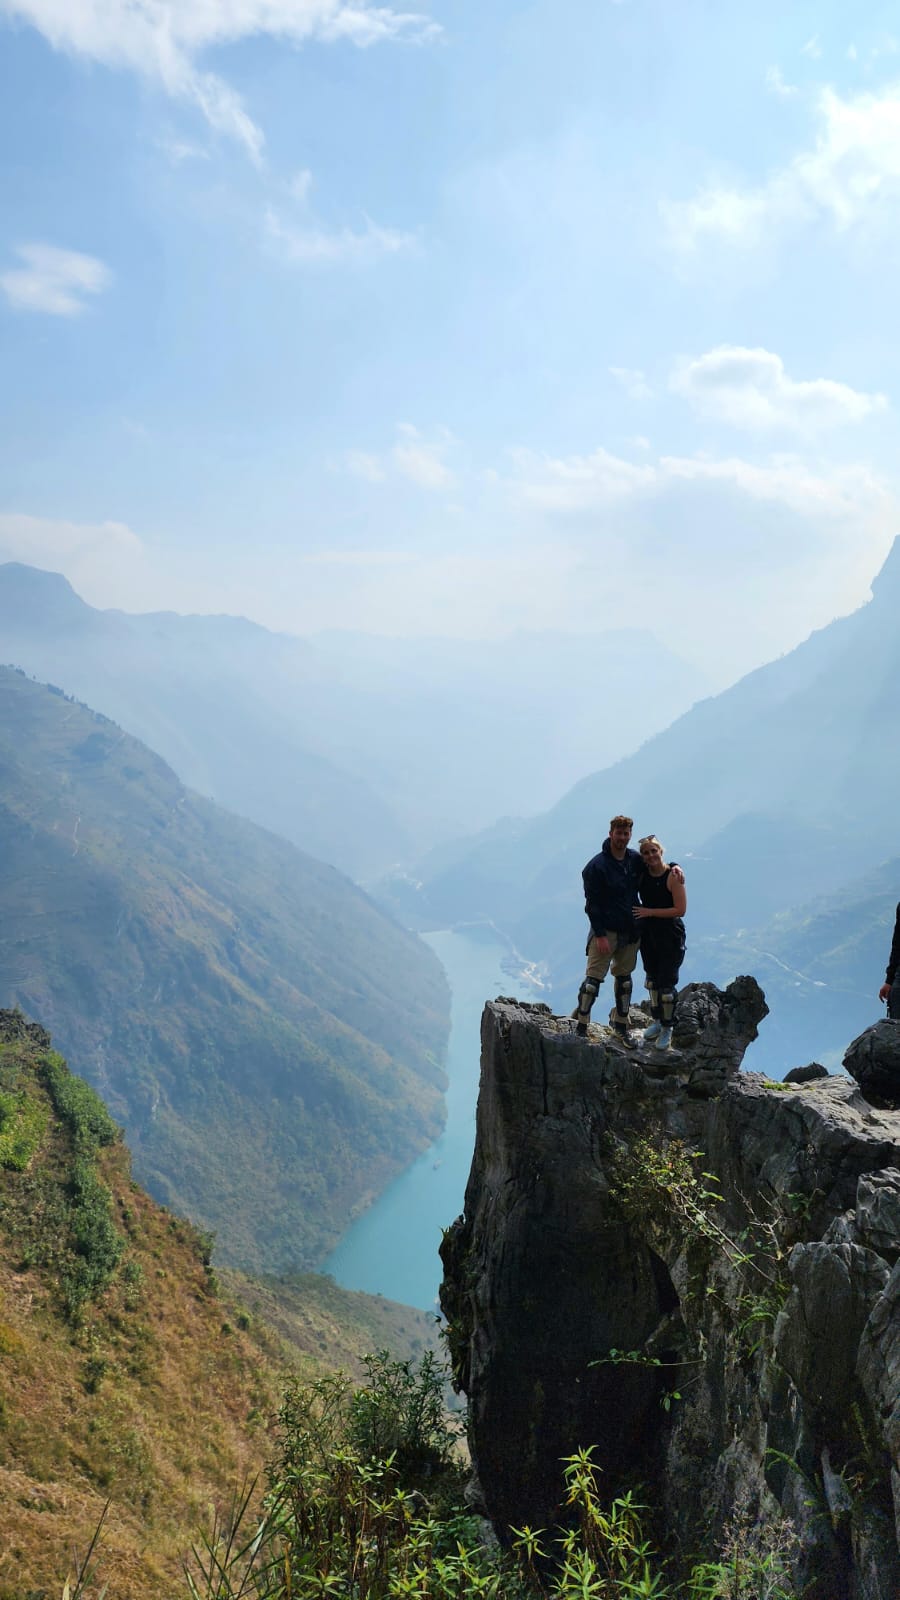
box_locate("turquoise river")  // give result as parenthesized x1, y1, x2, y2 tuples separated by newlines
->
(321, 928, 539, 1310)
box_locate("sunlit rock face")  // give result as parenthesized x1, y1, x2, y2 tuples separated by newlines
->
(440, 985, 900, 1600)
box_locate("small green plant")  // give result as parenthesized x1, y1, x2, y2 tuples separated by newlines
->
(590, 1350, 696, 1412)
(120, 1255, 144, 1310)
(61, 1500, 111, 1599)
(0, 1089, 48, 1170)
(685, 1499, 799, 1599)
(611, 1140, 781, 1291)
(82, 1352, 109, 1395)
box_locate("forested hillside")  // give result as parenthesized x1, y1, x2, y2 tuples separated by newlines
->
(0, 668, 449, 1268)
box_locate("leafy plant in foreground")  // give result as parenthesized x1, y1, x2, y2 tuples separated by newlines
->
(175, 1354, 801, 1599)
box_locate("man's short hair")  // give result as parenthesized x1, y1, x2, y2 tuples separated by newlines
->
(609, 814, 634, 830)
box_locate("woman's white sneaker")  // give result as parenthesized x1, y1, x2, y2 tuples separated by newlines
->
(642, 1020, 662, 1042)
(655, 1026, 673, 1051)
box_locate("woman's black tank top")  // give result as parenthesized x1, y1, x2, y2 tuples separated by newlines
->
(640, 863, 679, 911)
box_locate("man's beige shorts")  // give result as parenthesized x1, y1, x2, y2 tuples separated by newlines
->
(584, 931, 639, 984)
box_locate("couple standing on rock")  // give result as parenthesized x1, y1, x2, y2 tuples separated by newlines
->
(573, 814, 686, 1052)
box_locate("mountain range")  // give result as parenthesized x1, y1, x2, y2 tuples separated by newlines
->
(0, 561, 709, 877)
(383, 538, 900, 1074)
(0, 665, 448, 1269)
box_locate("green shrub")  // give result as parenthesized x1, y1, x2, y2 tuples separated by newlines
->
(348, 1349, 460, 1484)
(40, 1053, 119, 1153)
(0, 1090, 47, 1170)
(175, 1350, 803, 1600)
(61, 1157, 125, 1317)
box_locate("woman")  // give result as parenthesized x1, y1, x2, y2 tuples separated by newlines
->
(634, 835, 687, 1051)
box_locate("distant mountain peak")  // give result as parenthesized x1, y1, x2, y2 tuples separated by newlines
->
(870, 535, 900, 601)
(0, 562, 90, 627)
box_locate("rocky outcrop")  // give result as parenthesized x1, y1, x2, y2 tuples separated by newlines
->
(440, 984, 900, 1599)
(845, 1018, 900, 1108)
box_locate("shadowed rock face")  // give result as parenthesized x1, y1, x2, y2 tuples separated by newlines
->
(845, 1019, 900, 1108)
(440, 982, 900, 1600)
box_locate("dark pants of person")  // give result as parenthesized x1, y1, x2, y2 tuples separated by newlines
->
(889, 980, 900, 1021)
(641, 926, 685, 1020)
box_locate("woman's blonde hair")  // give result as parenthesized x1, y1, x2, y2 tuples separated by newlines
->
(638, 834, 665, 857)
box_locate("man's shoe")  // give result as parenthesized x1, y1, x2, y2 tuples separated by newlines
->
(614, 1026, 637, 1050)
(655, 1026, 673, 1051)
(642, 1020, 662, 1043)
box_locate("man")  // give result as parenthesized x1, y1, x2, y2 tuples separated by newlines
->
(573, 814, 684, 1045)
(878, 902, 900, 1020)
(572, 814, 642, 1044)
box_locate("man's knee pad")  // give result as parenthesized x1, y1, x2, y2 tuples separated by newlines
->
(647, 986, 660, 1018)
(614, 974, 633, 1020)
(660, 988, 676, 1024)
(576, 977, 600, 1018)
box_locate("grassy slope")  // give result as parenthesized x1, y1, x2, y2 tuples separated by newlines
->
(0, 1012, 439, 1598)
(0, 668, 450, 1269)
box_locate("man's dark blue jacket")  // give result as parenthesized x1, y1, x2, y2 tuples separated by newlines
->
(582, 839, 641, 940)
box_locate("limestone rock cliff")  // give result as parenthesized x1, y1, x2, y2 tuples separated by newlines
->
(440, 986, 900, 1600)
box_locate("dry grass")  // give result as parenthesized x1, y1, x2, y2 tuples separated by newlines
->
(0, 1030, 441, 1599)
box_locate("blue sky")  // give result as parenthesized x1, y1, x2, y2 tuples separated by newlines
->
(1, 0, 899, 682)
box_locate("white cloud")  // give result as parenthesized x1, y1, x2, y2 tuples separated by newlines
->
(665, 80, 900, 249)
(491, 441, 896, 678)
(0, 0, 440, 159)
(157, 134, 211, 165)
(0, 511, 141, 561)
(507, 445, 656, 512)
(289, 168, 314, 204)
(344, 451, 387, 483)
(342, 425, 456, 490)
(765, 66, 798, 99)
(0, 242, 111, 315)
(609, 365, 653, 400)
(671, 346, 888, 433)
(392, 423, 455, 489)
(265, 206, 416, 264)
(657, 452, 892, 523)
(801, 34, 823, 61)
(502, 438, 895, 529)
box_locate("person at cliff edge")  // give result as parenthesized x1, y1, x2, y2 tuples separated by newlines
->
(572, 814, 683, 1045)
(879, 902, 900, 1020)
(634, 834, 687, 1052)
